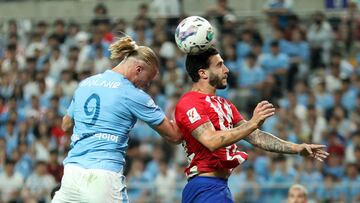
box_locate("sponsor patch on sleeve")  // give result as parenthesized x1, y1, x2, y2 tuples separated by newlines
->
(186, 107, 201, 124)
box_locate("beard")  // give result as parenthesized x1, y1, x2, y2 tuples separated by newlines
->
(209, 72, 227, 89)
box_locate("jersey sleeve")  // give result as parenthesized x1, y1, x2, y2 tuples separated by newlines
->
(125, 89, 165, 126)
(175, 98, 210, 133)
(229, 101, 244, 125)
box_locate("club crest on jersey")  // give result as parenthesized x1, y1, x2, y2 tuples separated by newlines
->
(187, 107, 201, 124)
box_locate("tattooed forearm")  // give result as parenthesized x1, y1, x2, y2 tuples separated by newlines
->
(245, 129, 297, 154)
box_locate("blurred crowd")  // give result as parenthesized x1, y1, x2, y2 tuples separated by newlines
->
(0, 0, 360, 202)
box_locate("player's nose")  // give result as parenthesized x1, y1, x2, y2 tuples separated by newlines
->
(223, 65, 229, 74)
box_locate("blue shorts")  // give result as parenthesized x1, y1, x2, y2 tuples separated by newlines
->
(182, 176, 233, 203)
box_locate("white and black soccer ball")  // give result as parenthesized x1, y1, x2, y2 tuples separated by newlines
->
(174, 16, 215, 55)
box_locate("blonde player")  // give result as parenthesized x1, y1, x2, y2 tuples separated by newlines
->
(52, 37, 182, 202)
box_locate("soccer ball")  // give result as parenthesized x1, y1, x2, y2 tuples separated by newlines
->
(175, 16, 215, 55)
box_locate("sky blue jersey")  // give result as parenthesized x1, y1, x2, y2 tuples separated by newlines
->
(63, 70, 165, 173)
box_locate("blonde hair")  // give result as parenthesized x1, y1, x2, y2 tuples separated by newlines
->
(289, 184, 308, 197)
(109, 36, 159, 69)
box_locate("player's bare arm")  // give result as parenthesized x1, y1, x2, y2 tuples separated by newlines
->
(191, 121, 257, 152)
(62, 115, 74, 134)
(191, 101, 275, 152)
(237, 121, 330, 161)
(238, 121, 297, 153)
(154, 117, 182, 144)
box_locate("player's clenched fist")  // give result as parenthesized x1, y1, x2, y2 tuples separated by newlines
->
(249, 100, 275, 128)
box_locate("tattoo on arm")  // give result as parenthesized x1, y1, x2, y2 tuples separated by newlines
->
(191, 121, 214, 141)
(235, 121, 297, 154)
(191, 120, 261, 151)
(246, 130, 297, 154)
(220, 135, 225, 143)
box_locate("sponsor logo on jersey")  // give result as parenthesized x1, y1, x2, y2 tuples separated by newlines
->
(186, 107, 201, 123)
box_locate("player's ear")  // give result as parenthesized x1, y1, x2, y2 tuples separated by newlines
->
(198, 69, 208, 80)
(135, 65, 143, 74)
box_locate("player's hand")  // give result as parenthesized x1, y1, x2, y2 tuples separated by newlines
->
(249, 100, 275, 128)
(296, 143, 329, 162)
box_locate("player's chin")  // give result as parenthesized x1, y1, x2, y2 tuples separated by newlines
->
(222, 79, 228, 87)
(217, 83, 227, 89)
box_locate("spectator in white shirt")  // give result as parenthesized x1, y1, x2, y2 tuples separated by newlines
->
(22, 161, 56, 203)
(59, 70, 78, 99)
(1, 44, 25, 72)
(93, 44, 111, 74)
(155, 159, 176, 203)
(0, 159, 24, 203)
(307, 11, 333, 68)
(49, 47, 68, 81)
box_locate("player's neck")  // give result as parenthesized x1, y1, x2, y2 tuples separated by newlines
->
(191, 82, 216, 95)
(113, 63, 125, 75)
(113, 63, 131, 80)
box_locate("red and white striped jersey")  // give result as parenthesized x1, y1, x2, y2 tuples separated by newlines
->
(175, 91, 248, 178)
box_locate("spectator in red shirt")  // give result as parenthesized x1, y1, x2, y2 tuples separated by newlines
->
(47, 149, 63, 183)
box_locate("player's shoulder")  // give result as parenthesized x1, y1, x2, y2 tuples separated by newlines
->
(221, 96, 234, 105)
(126, 87, 148, 98)
(176, 91, 208, 115)
(78, 72, 104, 87)
(177, 91, 203, 106)
(124, 87, 153, 104)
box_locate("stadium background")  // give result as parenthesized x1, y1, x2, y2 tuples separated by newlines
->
(0, 0, 359, 202)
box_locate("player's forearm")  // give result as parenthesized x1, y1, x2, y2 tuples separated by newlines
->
(244, 129, 298, 154)
(154, 118, 182, 144)
(207, 121, 258, 151)
(62, 115, 74, 134)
